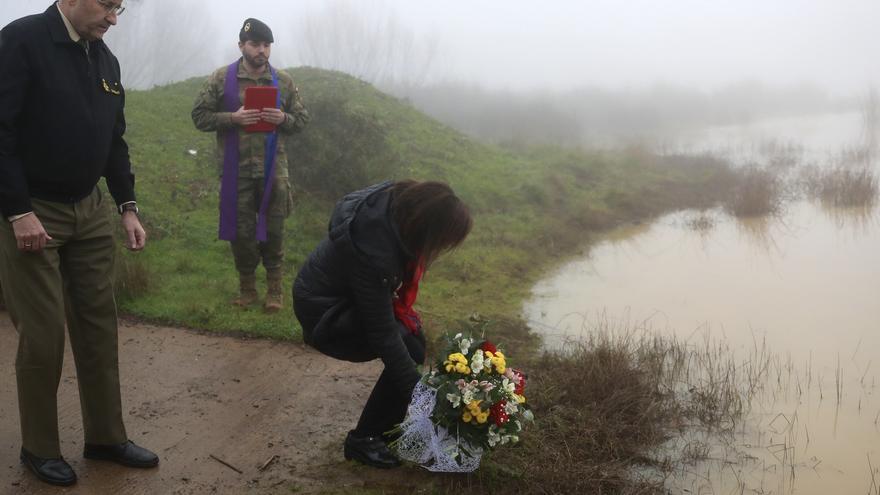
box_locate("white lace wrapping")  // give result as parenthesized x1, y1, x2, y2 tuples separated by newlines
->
(395, 382, 483, 472)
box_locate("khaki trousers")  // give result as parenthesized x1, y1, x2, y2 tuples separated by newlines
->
(0, 188, 127, 458)
(229, 177, 292, 275)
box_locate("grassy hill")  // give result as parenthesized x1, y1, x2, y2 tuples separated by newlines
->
(108, 68, 749, 493)
(117, 67, 730, 340)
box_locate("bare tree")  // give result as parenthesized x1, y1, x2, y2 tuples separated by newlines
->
(294, 0, 440, 89)
(105, 0, 218, 89)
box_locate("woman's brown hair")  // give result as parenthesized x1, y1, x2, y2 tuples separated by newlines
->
(390, 180, 472, 265)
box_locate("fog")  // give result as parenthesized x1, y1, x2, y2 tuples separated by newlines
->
(3, 0, 877, 91)
(2, 0, 878, 143)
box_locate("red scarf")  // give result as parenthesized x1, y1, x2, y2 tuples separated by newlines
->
(393, 257, 424, 334)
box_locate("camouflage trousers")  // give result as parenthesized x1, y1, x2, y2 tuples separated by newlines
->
(229, 176, 293, 275)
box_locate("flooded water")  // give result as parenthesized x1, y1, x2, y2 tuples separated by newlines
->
(525, 111, 880, 494)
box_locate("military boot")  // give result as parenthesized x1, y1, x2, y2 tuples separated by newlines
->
(231, 273, 258, 307)
(264, 271, 283, 313)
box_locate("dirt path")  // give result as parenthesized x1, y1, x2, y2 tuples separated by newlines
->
(0, 311, 429, 495)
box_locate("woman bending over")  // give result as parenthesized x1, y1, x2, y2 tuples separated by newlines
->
(293, 180, 472, 468)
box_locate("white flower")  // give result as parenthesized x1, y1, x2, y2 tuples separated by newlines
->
(446, 393, 461, 408)
(504, 401, 519, 414)
(458, 380, 478, 404)
(444, 443, 461, 459)
(487, 426, 502, 447)
(502, 378, 516, 395)
(522, 410, 534, 422)
(470, 350, 485, 374)
(453, 333, 462, 340)
(459, 338, 473, 355)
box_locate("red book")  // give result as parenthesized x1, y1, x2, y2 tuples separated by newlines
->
(243, 86, 279, 133)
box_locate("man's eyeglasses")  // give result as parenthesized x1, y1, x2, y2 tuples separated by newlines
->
(96, 0, 125, 16)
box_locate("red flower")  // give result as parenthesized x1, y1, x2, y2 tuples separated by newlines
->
(480, 341, 497, 354)
(490, 400, 509, 426)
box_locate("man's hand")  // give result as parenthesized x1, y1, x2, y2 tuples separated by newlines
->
(121, 211, 146, 251)
(230, 106, 261, 127)
(12, 214, 52, 252)
(260, 107, 286, 125)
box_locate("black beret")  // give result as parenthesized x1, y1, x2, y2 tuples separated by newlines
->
(240, 18, 273, 43)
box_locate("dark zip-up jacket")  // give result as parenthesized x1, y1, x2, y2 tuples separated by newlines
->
(294, 181, 421, 394)
(0, 5, 135, 217)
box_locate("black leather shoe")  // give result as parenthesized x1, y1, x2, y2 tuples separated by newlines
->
(84, 440, 159, 468)
(343, 430, 401, 468)
(20, 448, 77, 486)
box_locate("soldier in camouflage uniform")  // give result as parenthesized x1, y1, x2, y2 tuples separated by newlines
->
(192, 18, 309, 312)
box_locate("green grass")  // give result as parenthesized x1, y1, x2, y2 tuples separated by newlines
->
(101, 68, 756, 494)
(115, 67, 732, 339)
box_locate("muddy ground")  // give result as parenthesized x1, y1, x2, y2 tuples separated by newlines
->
(0, 311, 442, 495)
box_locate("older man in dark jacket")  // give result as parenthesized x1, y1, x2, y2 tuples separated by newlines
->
(0, 0, 156, 487)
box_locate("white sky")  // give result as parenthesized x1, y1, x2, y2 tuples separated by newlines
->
(2, 0, 878, 95)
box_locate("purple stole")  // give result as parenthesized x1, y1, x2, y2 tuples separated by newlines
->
(219, 59, 281, 242)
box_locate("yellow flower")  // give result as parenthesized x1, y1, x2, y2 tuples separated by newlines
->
(448, 353, 467, 363)
(484, 350, 507, 373)
(515, 394, 526, 404)
(444, 353, 471, 374)
(490, 353, 507, 374)
(464, 400, 488, 424)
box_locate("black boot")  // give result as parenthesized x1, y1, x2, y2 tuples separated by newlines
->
(343, 430, 401, 468)
(84, 440, 159, 468)
(20, 448, 77, 486)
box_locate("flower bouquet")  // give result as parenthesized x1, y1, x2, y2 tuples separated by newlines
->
(394, 332, 533, 472)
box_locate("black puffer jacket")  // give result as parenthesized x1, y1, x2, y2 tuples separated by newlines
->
(293, 181, 421, 393)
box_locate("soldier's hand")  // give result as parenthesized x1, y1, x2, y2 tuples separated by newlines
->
(260, 108, 286, 125)
(12, 213, 52, 252)
(121, 212, 147, 251)
(231, 106, 261, 127)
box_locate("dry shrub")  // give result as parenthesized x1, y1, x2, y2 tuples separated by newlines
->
(416, 321, 759, 495)
(684, 212, 716, 232)
(757, 138, 804, 170)
(114, 252, 151, 301)
(801, 165, 878, 207)
(724, 166, 783, 218)
(833, 145, 874, 168)
(486, 335, 684, 494)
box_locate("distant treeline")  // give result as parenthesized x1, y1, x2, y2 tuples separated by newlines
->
(392, 81, 854, 147)
(101, 0, 858, 149)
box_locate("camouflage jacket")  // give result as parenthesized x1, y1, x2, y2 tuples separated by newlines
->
(191, 60, 310, 178)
